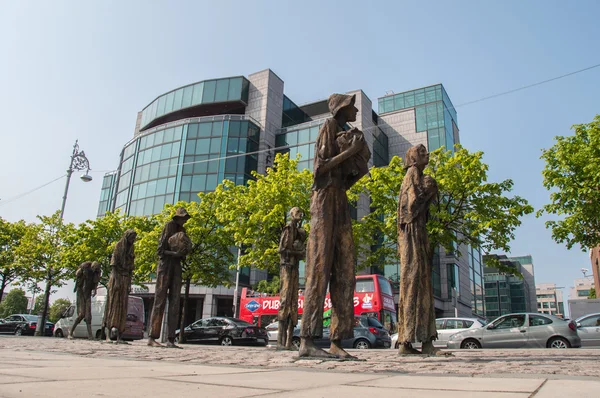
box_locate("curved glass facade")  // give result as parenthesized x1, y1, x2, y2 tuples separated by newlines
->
(139, 77, 250, 131)
(111, 115, 260, 217)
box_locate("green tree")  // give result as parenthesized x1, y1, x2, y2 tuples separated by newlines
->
(253, 276, 280, 295)
(589, 287, 597, 299)
(216, 153, 313, 274)
(0, 218, 27, 305)
(0, 288, 28, 318)
(32, 295, 45, 315)
(49, 298, 72, 323)
(64, 210, 159, 289)
(350, 145, 534, 271)
(137, 194, 236, 342)
(15, 211, 76, 336)
(538, 115, 600, 250)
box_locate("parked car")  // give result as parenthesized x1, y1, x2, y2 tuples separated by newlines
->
(53, 295, 145, 340)
(447, 313, 580, 349)
(176, 317, 268, 346)
(390, 317, 486, 349)
(574, 313, 600, 347)
(0, 314, 54, 336)
(290, 316, 391, 350)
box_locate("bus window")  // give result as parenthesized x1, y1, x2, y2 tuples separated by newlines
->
(377, 276, 393, 296)
(355, 278, 375, 292)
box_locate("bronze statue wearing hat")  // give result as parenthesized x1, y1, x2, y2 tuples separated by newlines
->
(148, 207, 192, 348)
(299, 93, 370, 359)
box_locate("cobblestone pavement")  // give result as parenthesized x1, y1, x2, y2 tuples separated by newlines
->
(1, 336, 599, 378)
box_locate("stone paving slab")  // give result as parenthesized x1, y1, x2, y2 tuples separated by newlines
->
(533, 379, 600, 398)
(351, 374, 544, 393)
(256, 385, 530, 397)
(3, 336, 599, 378)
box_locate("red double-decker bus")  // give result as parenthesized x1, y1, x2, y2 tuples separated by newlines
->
(239, 274, 397, 330)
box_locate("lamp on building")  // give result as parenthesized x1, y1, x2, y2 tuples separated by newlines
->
(60, 140, 92, 220)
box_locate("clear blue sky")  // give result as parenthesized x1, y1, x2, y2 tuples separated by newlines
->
(1, 1, 598, 308)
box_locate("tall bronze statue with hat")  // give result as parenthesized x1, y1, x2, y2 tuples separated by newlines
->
(299, 93, 370, 359)
(148, 207, 192, 348)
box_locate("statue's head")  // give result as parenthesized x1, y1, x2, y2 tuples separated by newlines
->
(91, 261, 101, 272)
(289, 207, 303, 222)
(173, 207, 191, 226)
(124, 229, 137, 244)
(328, 93, 358, 122)
(404, 144, 429, 171)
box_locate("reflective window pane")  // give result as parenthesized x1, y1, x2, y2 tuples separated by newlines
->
(203, 80, 216, 103)
(173, 89, 183, 110)
(191, 83, 203, 105)
(187, 124, 198, 139)
(164, 91, 175, 114)
(198, 123, 211, 137)
(215, 79, 229, 102)
(182, 85, 193, 108)
(228, 78, 242, 100)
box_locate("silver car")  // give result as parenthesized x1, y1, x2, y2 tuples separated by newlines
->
(390, 317, 486, 349)
(447, 313, 581, 349)
(575, 313, 600, 347)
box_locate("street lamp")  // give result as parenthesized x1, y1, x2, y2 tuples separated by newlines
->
(60, 140, 92, 219)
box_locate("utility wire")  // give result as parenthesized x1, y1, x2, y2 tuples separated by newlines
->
(5, 62, 599, 204)
(0, 174, 66, 208)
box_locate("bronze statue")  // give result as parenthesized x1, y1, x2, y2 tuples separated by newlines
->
(69, 261, 101, 339)
(148, 207, 192, 348)
(299, 93, 370, 359)
(397, 144, 439, 355)
(103, 229, 137, 344)
(277, 207, 306, 350)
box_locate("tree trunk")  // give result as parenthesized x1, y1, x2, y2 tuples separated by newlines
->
(0, 277, 7, 306)
(179, 277, 191, 344)
(35, 274, 52, 337)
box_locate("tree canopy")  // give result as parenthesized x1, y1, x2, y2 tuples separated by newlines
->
(216, 153, 312, 274)
(64, 210, 158, 288)
(350, 145, 534, 270)
(0, 288, 28, 318)
(0, 218, 27, 304)
(538, 115, 600, 250)
(49, 298, 72, 323)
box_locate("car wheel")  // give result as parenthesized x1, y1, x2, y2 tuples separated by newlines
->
(220, 336, 233, 346)
(354, 339, 371, 349)
(96, 330, 103, 340)
(291, 337, 301, 350)
(15, 328, 23, 336)
(394, 341, 400, 349)
(547, 337, 570, 349)
(55, 329, 64, 338)
(460, 339, 481, 349)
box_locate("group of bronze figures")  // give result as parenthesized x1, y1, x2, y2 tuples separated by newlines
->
(71, 92, 439, 357)
(71, 208, 192, 348)
(278, 93, 441, 358)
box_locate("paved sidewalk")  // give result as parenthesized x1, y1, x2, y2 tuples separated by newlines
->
(0, 349, 599, 397)
(1, 338, 600, 397)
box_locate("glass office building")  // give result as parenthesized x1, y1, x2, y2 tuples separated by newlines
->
(483, 254, 531, 320)
(98, 69, 482, 320)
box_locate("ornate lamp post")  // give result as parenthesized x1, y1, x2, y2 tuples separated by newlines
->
(60, 140, 92, 219)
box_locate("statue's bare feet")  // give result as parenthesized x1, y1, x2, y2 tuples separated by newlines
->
(421, 341, 451, 356)
(147, 338, 163, 347)
(329, 340, 357, 359)
(298, 337, 336, 358)
(166, 340, 182, 349)
(398, 342, 422, 355)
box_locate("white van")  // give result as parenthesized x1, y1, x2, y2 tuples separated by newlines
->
(54, 295, 145, 340)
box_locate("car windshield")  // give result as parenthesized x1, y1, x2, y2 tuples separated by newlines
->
(367, 317, 384, 328)
(22, 315, 37, 321)
(229, 318, 253, 327)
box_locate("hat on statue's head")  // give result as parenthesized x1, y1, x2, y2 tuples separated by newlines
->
(328, 93, 356, 117)
(172, 207, 191, 221)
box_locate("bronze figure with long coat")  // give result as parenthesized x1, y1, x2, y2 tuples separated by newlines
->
(277, 207, 306, 350)
(397, 144, 439, 355)
(148, 207, 192, 348)
(103, 229, 136, 344)
(69, 261, 101, 339)
(299, 93, 370, 359)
